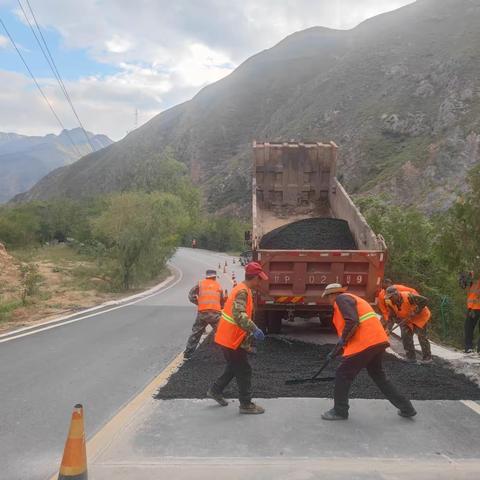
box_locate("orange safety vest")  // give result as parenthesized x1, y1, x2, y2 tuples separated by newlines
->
(377, 284, 418, 318)
(215, 283, 253, 350)
(467, 279, 480, 310)
(388, 291, 431, 329)
(197, 279, 222, 312)
(333, 293, 388, 357)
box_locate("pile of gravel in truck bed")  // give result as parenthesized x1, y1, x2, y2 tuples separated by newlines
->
(259, 218, 357, 250)
(156, 336, 480, 400)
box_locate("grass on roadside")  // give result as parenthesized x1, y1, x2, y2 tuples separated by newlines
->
(0, 298, 23, 323)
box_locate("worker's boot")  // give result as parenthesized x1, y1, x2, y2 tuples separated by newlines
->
(398, 407, 417, 418)
(183, 349, 194, 360)
(321, 408, 348, 421)
(239, 402, 265, 414)
(418, 357, 433, 365)
(207, 389, 228, 407)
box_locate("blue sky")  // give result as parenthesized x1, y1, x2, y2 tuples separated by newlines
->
(0, 8, 116, 79)
(0, 0, 415, 140)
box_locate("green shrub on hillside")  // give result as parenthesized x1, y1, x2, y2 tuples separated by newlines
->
(358, 164, 480, 347)
(92, 192, 188, 289)
(185, 217, 248, 253)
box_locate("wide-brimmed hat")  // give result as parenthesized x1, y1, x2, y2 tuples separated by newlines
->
(322, 283, 348, 297)
(205, 269, 217, 278)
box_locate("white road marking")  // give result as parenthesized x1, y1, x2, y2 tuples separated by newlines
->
(461, 400, 480, 416)
(0, 264, 183, 344)
(0, 266, 180, 340)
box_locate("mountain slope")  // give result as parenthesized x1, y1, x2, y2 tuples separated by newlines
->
(0, 129, 112, 202)
(16, 0, 480, 213)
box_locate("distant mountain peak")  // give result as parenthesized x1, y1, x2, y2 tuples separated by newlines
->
(0, 129, 113, 203)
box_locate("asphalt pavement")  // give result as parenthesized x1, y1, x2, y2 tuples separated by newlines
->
(2, 247, 480, 480)
(0, 248, 233, 480)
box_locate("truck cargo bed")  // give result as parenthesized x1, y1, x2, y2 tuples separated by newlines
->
(251, 141, 387, 332)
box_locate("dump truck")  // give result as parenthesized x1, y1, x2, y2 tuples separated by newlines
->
(252, 141, 387, 333)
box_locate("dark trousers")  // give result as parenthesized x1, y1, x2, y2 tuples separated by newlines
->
(334, 343, 413, 417)
(184, 311, 220, 356)
(401, 324, 431, 360)
(212, 346, 252, 407)
(465, 309, 480, 351)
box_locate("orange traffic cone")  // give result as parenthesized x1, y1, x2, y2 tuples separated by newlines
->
(57, 404, 87, 480)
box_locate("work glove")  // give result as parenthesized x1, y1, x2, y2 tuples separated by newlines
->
(252, 327, 265, 342)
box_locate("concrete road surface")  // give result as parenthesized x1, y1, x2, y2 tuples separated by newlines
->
(90, 398, 480, 480)
(0, 248, 235, 480)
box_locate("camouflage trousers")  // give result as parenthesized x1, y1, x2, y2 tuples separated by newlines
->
(401, 324, 431, 360)
(184, 310, 221, 357)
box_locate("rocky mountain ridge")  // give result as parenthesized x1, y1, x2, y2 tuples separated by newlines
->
(1, 128, 112, 203)
(15, 0, 480, 214)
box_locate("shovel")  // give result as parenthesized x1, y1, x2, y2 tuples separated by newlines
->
(285, 356, 335, 385)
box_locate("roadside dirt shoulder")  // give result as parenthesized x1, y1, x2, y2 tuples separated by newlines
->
(0, 243, 169, 334)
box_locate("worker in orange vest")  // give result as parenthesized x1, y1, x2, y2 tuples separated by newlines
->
(385, 286, 432, 364)
(321, 283, 415, 421)
(184, 269, 225, 359)
(460, 271, 480, 354)
(208, 262, 268, 414)
(377, 278, 418, 328)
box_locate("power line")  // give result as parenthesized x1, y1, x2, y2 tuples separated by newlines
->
(18, 0, 96, 153)
(0, 17, 82, 156)
(24, 0, 96, 152)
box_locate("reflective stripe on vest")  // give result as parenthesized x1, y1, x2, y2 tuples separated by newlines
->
(214, 283, 253, 350)
(467, 281, 480, 310)
(333, 293, 388, 357)
(198, 279, 222, 312)
(359, 311, 378, 322)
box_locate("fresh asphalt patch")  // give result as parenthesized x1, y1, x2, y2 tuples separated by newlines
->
(155, 336, 480, 400)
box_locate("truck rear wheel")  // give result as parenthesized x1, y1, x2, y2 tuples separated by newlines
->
(267, 311, 283, 334)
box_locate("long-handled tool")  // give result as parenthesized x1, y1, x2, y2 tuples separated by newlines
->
(285, 356, 335, 385)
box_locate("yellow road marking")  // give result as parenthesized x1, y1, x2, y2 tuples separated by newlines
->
(49, 351, 185, 480)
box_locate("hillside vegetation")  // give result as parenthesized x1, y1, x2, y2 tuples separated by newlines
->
(0, 149, 246, 330)
(15, 0, 480, 216)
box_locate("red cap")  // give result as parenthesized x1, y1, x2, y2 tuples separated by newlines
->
(245, 262, 269, 280)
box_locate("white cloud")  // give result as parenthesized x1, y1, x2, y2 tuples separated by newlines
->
(0, 67, 184, 138)
(0, 34, 8, 48)
(172, 43, 234, 87)
(105, 35, 134, 54)
(0, 0, 415, 139)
